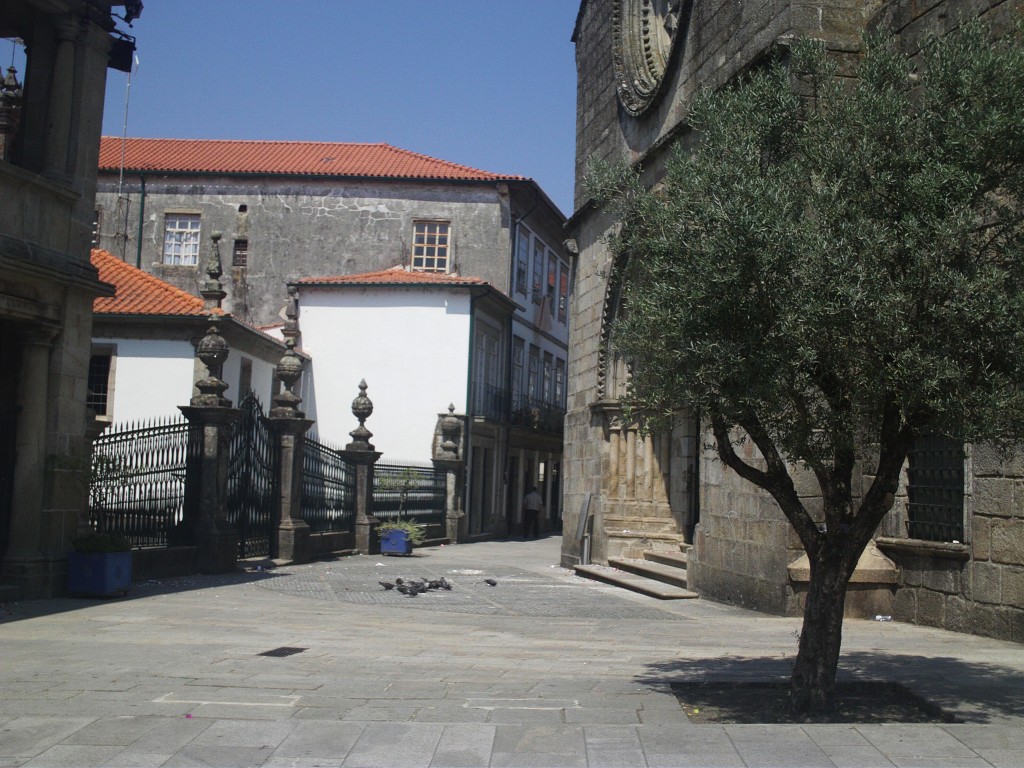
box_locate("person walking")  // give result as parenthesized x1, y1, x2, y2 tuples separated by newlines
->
(522, 485, 543, 539)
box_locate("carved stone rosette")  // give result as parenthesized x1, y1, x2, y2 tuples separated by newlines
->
(612, 0, 693, 117)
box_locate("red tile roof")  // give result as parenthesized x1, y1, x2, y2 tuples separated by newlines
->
(92, 248, 209, 316)
(295, 267, 489, 288)
(98, 137, 526, 182)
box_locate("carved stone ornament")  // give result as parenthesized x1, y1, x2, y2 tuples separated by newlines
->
(612, 0, 693, 117)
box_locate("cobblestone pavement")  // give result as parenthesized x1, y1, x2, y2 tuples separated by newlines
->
(1, 536, 1022, 767)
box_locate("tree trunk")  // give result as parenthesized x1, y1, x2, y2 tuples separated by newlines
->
(788, 548, 851, 715)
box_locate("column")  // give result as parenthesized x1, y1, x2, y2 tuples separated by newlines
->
(338, 381, 381, 555)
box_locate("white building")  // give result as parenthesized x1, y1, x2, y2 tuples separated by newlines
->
(90, 249, 290, 425)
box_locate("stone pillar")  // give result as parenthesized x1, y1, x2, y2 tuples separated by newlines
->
(268, 340, 313, 564)
(179, 317, 239, 574)
(2, 328, 58, 564)
(433, 404, 465, 543)
(43, 17, 79, 178)
(338, 381, 381, 555)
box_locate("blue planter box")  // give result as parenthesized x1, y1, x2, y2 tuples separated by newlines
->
(380, 529, 413, 556)
(67, 551, 132, 596)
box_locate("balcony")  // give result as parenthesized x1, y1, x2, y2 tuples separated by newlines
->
(471, 386, 565, 435)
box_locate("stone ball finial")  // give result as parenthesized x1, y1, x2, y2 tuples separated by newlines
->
(271, 338, 304, 417)
(346, 379, 375, 452)
(192, 316, 231, 407)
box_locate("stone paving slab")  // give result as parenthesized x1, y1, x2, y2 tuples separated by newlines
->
(0, 537, 1022, 767)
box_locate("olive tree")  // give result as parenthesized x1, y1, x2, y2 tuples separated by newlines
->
(592, 21, 1024, 714)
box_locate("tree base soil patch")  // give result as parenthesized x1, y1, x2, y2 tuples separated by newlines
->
(670, 681, 960, 724)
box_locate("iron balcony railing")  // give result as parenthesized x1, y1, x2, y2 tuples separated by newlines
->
(471, 385, 566, 435)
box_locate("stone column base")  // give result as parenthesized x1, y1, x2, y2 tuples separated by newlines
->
(195, 522, 238, 574)
(275, 521, 311, 565)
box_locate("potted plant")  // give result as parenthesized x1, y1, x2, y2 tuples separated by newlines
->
(67, 532, 132, 597)
(378, 519, 426, 556)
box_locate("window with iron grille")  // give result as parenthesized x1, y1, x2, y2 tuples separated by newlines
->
(907, 434, 965, 542)
(411, 220, 449, 272)
(87, 351, 114, 417)
(162, 213, 201, 265)
(233, 239, 248, 267)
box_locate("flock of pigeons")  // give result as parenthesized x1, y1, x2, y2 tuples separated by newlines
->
(378, 575, 497, 596)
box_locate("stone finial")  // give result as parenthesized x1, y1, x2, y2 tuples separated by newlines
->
(436, 403, 461, 461)
(270, 338, 305, 417)
(200, 232, 227, 310)
(192, 316, 231, 407)
(346, 379, 375, 451)
(282, 284, 300, 344)
(0, 65, 23, 160)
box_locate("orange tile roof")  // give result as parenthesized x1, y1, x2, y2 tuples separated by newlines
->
(98, 137, 526, 182)
(295, 267, 490, 288)
(92, 248, 209, 316)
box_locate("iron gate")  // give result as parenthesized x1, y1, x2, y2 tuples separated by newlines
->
(227, 393, 278, 557)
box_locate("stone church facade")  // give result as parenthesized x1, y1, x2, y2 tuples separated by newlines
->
(564, 0, 1024, 642)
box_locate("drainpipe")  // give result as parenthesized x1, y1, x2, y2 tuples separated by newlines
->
(135, 172, 146, 268)
(463, 294, 476, 536)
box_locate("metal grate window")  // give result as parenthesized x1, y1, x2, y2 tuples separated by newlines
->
(232, 238, 248, 267)
(87, 353, 112, 416)
(907, 434, 965, 542)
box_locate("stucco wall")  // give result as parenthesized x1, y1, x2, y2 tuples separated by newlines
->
(298, 286, 472, 462)
(94, 338, 194, 424)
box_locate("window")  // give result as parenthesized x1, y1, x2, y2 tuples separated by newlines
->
(532, 240, 544, 303)
(411, 220, 450, 272)
(558, 262, 569, 324)
(87, 349, 115, 418)
(92, 207, 102, 247)
(515, 226, 530, 296)
(555, 358, 566, 406)
(238, 357, 253, 400)
(542, 352, 553, 403)
(907, 434, 964, 542)
(163, 213, 201, 265)
(512, 336, 525, 403)
(527, 345, 540, 402)
(232, 239, 249, 267)
(547, 253, 557, 316)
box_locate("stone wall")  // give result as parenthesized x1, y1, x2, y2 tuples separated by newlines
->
(96, 179, 510, 328)
(566, 0, 1024, 640)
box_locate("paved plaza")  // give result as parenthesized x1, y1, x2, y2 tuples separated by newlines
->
(0, 536, 1022, 767)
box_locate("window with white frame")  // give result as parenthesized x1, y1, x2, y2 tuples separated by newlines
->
(546, 253, 557, 316)
(411, 220, 450, 272)
(163, 213, 201, 265)
(532, 240, 544, 303)
(555, 358, 566, 406)
(558, 262, 569, 324)
(512, 336, 525, 403)
(515, 226, 530, 296)
(528, 345, 540, 401)
(542, 352, 553, 403)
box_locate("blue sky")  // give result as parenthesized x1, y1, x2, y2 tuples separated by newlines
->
(98, 2, 580, 216)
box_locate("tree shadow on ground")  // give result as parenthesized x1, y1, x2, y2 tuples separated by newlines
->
(636, 652, 1024, 723)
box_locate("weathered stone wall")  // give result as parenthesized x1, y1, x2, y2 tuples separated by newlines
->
(566, 0, 1024, 638)
(95, 179, 511, 328)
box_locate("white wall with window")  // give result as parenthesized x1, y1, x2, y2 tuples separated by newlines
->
(89, 338, 195, 424)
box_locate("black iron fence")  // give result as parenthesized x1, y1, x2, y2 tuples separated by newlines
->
(90, 415, 193, 548)
(373, 462, 446, 527)
(301, 436, 355, 533)
(226, 394, 278, 558)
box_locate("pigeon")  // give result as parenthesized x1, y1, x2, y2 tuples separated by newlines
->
(439, 577, 452, 590)
(427, 579, 442, 590)
(409, 580, 426, 593)
(396, 583, 410, 595)
(395, 577, 404, 586)
(484, 578, 498, 586)
(379, 581, 395, 590)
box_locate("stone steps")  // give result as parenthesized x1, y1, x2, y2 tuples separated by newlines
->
(574, 543, 697, 600)
(574, 564, 698, 600)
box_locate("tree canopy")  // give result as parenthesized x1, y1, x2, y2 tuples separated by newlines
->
(591, 20, 1024, 713)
